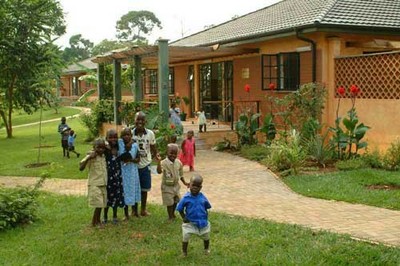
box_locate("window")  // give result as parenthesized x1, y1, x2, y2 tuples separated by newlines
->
(262, 53, 300, 91)
(143, 68, 174, 94)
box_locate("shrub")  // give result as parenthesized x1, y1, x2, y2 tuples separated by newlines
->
(264, 130, 306, 175)
(303, 132, 335, 168)
(382, 139, 400, 171)
(335, 158, 368, 171)
(0, 178, 44, 230)
(362, 149, 383, 169)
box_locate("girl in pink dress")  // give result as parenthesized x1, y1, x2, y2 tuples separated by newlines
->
(179, 130, 196, 171)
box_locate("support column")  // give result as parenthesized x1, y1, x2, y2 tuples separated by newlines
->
(113, 60, 122, 125)
(97, 63, 105, 100)
(134, 55, 143, 102)
(194, 63, 200, 111)
(158, 39, 169, 123)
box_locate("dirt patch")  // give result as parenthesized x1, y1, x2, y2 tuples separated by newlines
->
(25, 162, 50, 168)
(366, 184, 400, 190)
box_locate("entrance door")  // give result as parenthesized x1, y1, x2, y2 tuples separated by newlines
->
(199, 61, 233, 122)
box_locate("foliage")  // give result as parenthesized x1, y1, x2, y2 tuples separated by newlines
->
(212, 138, 238, 152)
(74, 89, 96, 107)
(0, 178, 44, 230)
(259, 113, 276, 146)
(382, 138, 400, 171)
(362, 149, 384, 169)
(330, 85, 370, 159)
(303, 132, 335, 168)
(79, 100, 114, 139)
(335, 157, 368, 171)
(116, 10, 162, 43)
(92, 39, 128, 56)
(264, 130, 306, 175)
(0, 0, 66, 138)
(62, 34, 94, 63)
(235, 112, 260, 147)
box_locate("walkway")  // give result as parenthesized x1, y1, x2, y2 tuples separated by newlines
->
(1, 150, 400, 247)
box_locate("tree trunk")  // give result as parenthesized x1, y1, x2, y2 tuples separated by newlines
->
(5, 75, 16, 138)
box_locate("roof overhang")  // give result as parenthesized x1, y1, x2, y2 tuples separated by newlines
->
(91, 45, 259, 65)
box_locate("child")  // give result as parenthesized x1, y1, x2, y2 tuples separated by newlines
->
(132, 112, 159, 217)
(176, 174, 212, 257)
(61, 126, 70, 157)
(196, 110, 207, 133)
(118, 127, 141, 219)
(178, 130, 196, 171)
(58, 117, 69, 157)
(156, 143, 189, 221)
(104, 129, 126, 224)
(67, 129, 80, 158)
(79, 138, 107, 228)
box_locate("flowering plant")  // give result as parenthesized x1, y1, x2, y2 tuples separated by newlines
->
(330, 84, 370, 159)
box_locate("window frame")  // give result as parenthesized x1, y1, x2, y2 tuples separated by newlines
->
(143, 68, 174, 95)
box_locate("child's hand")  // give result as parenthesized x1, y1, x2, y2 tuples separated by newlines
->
(88, 151, 97, 159)
(183, 217, 190, 223)
(155, 153, 162, 161)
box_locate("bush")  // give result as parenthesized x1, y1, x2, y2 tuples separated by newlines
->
(303, 133, 334, 168)
(335, 158, 368, 171)
(383, 139, 400, 171)
(0, 178, 44, 230)
(264, 130, 306, 175)
(362, 149, 383, 169)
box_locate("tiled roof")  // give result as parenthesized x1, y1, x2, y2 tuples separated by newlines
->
(63, 57, 97, 74)
(172, 0, 400, 47)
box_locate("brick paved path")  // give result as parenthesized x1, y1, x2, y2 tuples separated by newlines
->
(1, 150, 400, 247)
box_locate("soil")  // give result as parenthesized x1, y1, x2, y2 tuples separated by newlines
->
(366, 184, 400, 191)
(25, 162, 50, 168)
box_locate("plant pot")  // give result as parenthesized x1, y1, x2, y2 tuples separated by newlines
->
(180, 113, 187, 121)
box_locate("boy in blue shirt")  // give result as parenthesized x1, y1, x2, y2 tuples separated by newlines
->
(176, 174, 211, 257)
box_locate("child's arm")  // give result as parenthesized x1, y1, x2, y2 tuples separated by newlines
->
(156, 154, 162, 174)
(179, 164, 188, 187)
(79, 151, 96, 171)
(181, 140, 186, 154)
(194, 142, 196, 157)
(179, 211, 189, 223)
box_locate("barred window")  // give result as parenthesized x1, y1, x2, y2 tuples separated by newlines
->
(262, 53, 300, 91)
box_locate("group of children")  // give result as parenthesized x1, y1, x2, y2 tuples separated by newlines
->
(79, 112, 211, 257)
(58, 117, 80, 158)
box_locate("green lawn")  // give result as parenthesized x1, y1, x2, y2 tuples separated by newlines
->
(0, 193, 399, 265)
(10, 106, 81, 126)
(0, 107, 92, 179)
(283, 169, 400, 210)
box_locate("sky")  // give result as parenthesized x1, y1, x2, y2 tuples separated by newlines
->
(56, 0, 281, 48)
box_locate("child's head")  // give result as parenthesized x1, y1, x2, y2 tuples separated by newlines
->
(187, 130, 194, 139)
(135, 111, 146, 130)
(93, 138, 106, 156)
(106, 129, 118, 146)
(189, 174, 203, 196)
(120, 127, 132, 143)
(169, 134, 177, 144)
(61, 117, 66, 123)
(166, 143, 179, 162)
(69, 130, 75, 136)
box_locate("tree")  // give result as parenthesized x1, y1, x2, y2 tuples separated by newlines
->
(0, 0, 65, 138)
(92, 39, 128, 56)
(116, 10, 162, 43)
(62, 34, 94, 63)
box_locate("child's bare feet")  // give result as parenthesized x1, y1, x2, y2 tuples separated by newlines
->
(140, 211, 150, 217)
(204, 249, 210, 255)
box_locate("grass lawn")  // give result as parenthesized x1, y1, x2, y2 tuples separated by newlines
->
(283, 169, 400, 210)
(0, 192, 399, 265)
(0, 107, 92, 179)
(9, 106, 81, 126)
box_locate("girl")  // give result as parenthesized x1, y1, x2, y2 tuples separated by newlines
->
(118, 127, 141, 219)
(104, 129, 126, 224)
(178, 130, 196, 171)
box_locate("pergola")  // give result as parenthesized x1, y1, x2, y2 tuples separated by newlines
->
(91, 40, 259, 124)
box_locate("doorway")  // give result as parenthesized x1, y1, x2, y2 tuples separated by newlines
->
(199, 61, 233, 122)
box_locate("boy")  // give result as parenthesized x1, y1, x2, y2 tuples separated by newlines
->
(132, 112, 159, 216)
(156, 144, 189, 221)
(79, 138, 107, 228)
(176, 174, 212, 257)
(58, 117, 69, 157)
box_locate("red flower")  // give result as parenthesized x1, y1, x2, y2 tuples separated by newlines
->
(244, 84, 250, 93)
(337, 86, 346, 96)
(350, 84, 360, 96)
(170, 124, 175, 129)
(268, 83, 276, 90)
